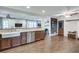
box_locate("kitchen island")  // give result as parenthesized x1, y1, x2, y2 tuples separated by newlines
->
(0, 28, 45, 51)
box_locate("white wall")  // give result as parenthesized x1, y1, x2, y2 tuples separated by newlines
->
(57, 14, 79, 21)
(64, 21, 77, 36)
(57, 14, 79, 38)
(77, 22, 79, 37)
(41, 17, 58, 36)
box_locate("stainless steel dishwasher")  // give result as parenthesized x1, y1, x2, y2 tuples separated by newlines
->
(27, 32, 35, 43)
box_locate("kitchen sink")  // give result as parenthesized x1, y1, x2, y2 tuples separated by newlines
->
(1, 32, 20, 38)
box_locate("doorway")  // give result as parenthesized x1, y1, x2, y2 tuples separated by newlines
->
(58, 20, 64, 36)
(45, 29, 49, 37)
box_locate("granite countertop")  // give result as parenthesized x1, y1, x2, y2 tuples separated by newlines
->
(0, 28, 44, 34)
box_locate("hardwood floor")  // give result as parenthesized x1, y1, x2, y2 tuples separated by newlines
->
(1, 36, 79, 53)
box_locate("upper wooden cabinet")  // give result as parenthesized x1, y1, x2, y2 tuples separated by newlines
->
(35, 31, 44, 41)
(21, 32, 27, 44)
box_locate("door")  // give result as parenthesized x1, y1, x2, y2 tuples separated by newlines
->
(58, 20, 64, 36)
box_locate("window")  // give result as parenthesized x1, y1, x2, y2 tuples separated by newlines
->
(27, 21, 34, 28)
(26, 20, 40, 28)
(3, 19, 9, 29)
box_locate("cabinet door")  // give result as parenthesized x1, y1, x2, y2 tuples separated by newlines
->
(21, 32, 27, 44)
(35, 31, 44, 41)
(35, 31, 40, 41)
(0, 40, 1, 50)
(58, 28, 64, 36)
(40, 31, 44, 40)
(11, 36, 21, 47)
(0, 38, 11, 49)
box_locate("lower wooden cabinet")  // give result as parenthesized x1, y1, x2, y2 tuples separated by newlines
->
(21, 32, 27, 44)
(0, 36, 21, 50)
(58, 28, 64, 36)
(35, 31, 44, 41)
(0, 31, 45, 51)
(41, 31, 45, 40)
(11, 36, 21, 47)
(0, 38, 11, 50)
(0, 40, 1, 50)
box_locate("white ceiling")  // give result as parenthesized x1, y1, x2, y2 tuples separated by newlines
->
(1, 6, 79, 17)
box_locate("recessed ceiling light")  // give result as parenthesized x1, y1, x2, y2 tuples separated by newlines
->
(65, 14, 70, 18)
(26, 6, 30, 9)
(42, 10, 45, 13)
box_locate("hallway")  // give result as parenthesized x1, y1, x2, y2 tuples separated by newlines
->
(1, 36, 79, 53)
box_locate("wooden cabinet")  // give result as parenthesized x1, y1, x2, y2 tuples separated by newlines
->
(0, 38, 11, 50)
(0, 31, 45, 51)
(0, 36, 21, 50)
(58, 28, 64, 36)
(21, 32, 27, 44)
(0, 40, 1, 50)
(35, 31, 44, 41)
(11, 36, 21, 47)
(58, 21, 64, 36)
